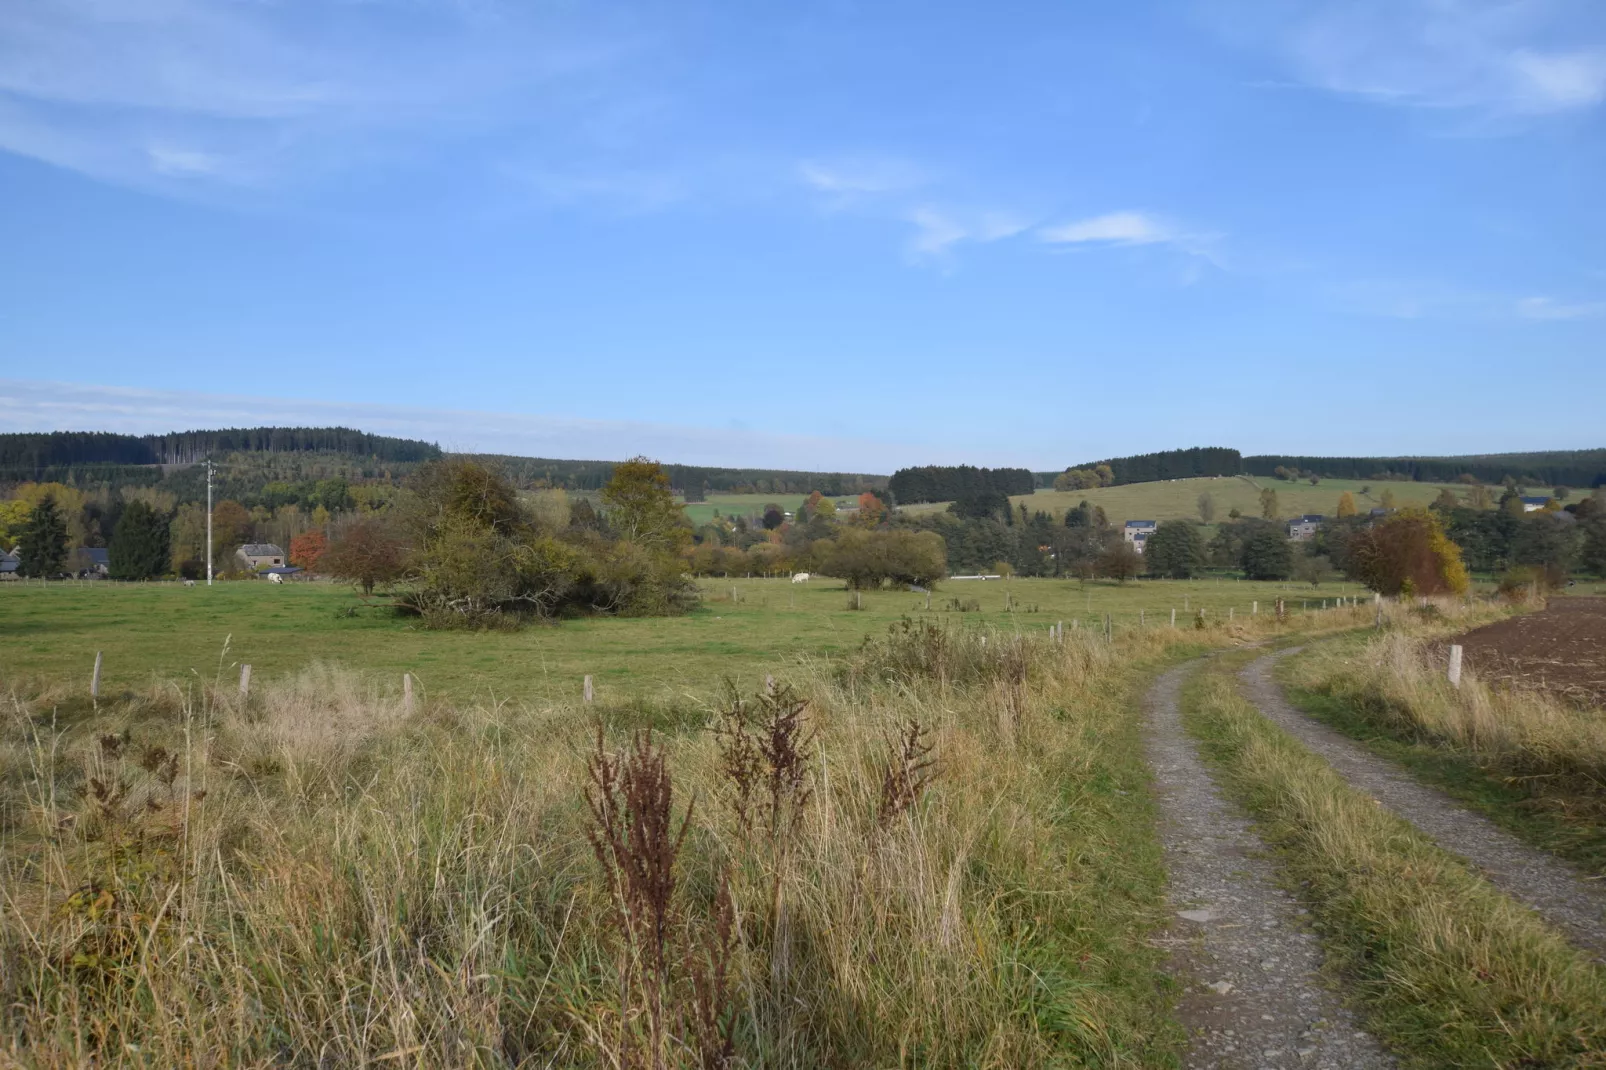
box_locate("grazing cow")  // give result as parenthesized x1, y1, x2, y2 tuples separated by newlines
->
(183, 579, 196, 588)
(791, 572, 810, 584)
(269, 572, 284, 585)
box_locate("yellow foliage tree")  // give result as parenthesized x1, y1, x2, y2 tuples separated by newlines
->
(1346, 507, 1469, 597)
(1335, 492, 1357, 518)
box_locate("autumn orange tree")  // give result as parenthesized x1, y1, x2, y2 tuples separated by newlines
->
(1345, 507, 1469, 597)
(289, 529, 328, 571)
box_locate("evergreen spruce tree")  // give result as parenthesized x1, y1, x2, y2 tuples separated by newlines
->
(18, 495, 69, 577)
(109, 500, 171, 580)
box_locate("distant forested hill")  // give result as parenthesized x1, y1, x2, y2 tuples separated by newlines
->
(1243, 450, 1606, 487)
(0, 428, 442, 472)
(1042, 447, 1242, 488)
(486, 456, 886, 496)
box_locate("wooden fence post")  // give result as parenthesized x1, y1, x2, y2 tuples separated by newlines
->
(239, 663, 252, 698)
(1104, 613, 1112, 642)
(403, 672, 414, 712)
(1139, 609, 1145, 627)
(1170, 608, 1177, 628)
(90, 651, 102, 701)
(583, 675, 595, 704)
(764, 674, 776, 696)
(1448, 645, 1463, 689)
(1252, 600, 1258, 615)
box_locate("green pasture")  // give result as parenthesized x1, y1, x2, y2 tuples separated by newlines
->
(678, 492, 861, 526)
(904, 474, 1487, 525)
(2, 575, 1368, 705)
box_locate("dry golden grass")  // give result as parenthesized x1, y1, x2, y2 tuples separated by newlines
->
(0, 603, 1382, 1068)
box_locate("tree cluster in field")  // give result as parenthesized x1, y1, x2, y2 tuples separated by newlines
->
(886, 465, 1036, 505)
(1243, 449, 1606, 489)
(1049, 446, 1242, 488)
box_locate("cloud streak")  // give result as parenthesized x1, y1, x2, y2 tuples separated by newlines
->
(0, 379, 966, 472)
(1222, 0, 1606, 120)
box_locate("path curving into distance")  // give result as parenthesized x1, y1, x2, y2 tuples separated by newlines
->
(1240, 650, 1606, 962)
(1145, 663, 1395, 1070)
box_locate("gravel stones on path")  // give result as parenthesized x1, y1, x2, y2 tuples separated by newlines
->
(1145, 663, 1395, 1070)
(1241, 650, 1606, 961)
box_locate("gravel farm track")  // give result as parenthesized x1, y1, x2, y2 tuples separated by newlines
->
(1447, 596, 1606, 705)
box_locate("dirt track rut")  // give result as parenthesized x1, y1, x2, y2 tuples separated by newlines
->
(1145, 662, 1394, 1069)
(1241, 650, 1606, 961)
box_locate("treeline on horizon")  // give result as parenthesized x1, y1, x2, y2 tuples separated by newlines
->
(1047, 446, 1242, 487)
(1241, 449, 1606, 488)
(0, 428, 443, 470)
(486, 456, 886, 497)
(887, 465, 1037, 505)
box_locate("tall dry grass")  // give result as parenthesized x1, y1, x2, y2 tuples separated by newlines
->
(0, 609, 1347, 1067)
(1284, 603, 1606, 797)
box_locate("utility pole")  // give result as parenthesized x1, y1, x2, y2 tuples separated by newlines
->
(206, 459, 214, 587)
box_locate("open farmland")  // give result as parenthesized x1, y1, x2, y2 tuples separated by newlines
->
(903, 474, 1485, 525)
(0, 574, 1367, 705)
(678, 492, 860, 526)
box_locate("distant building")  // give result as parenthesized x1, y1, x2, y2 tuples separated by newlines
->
(69, 547, 110, 578)
(1520, 496, 1551, 513)
(1369, 507, 1389, 518)
(1124, 519, 1157, 553)
(237, 543, 287, 570)
(1287, 515, 1324, 541)
(0, 550, 18, 580)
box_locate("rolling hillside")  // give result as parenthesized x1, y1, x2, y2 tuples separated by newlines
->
(904, 474, 1478, 525)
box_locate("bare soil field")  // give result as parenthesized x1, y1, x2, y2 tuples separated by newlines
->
(1453, 597, 1606, 705)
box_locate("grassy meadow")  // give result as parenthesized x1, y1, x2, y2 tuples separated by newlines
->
(0, 573, 1384, 1066)
(2, 575, 1372, 707)
(679, 493, 860, 526)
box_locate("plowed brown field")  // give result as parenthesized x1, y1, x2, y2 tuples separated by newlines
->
(1452, 597, 1606, 706)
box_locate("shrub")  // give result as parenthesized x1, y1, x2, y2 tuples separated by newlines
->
(817, 529, 946, 589)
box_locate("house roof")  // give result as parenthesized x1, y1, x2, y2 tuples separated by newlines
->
(1520, 496, 1550, 505)
(1293, 514, 1324, 524)
(1125, 519, 1157, 528)
(76, 547, 110, 566)
(0, 553, 17, 573)
(265, 566, 304, 575)
(239, 543, 285, 557)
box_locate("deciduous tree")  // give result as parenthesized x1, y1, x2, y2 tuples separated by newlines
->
(290, 529, 329, 571)
(1144, 520, 1206, 579)
(323, 517, 407, 596)
(1196, 491, 1216, 524)
(1098, 541, 1143, 583)
(1336, 492, 1357, 518)
(1259, 487, 1279, 519)
(601, 457, 689, 551)
(1345, 507, 1469, 596)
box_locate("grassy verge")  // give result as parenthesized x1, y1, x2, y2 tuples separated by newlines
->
(1277, 627, 1606, 875)
(1183, 651, 1606, 1068)
(5, 616, 1244, 1067)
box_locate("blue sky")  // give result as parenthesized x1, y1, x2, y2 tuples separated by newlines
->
(1, 0, 1603, 471)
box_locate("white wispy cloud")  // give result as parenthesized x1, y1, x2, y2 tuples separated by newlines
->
(799, 157, 927, 196)
(1516, 295, 1606, 320)
(0, 0, 647, 192)
(1220, 0, 1606, 119)
(1339, 280, 1606, 321)
(0, 379, 970, 472)
(1038, 211, 1176, 245)
(905, 206, 1030, 264)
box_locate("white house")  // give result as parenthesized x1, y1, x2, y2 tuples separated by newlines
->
(1520, 496, 1551, 513)
(237, 543, 287, 570)
(1287, 514, 1324, 541)
(1124, 519, 1157, 553)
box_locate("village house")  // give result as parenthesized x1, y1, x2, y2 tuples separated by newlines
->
(237, 543, 287, 570)
(1287, 514, 1324, 541)
(1520, 496, 1552, 512)
(1123, 519, 1157, 553)
(0, 549, 18, 580)
(69, 547, 110, 578)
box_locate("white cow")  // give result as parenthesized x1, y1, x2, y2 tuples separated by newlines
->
(791, 572, 810, 584)
(269, 572, 285, 585)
